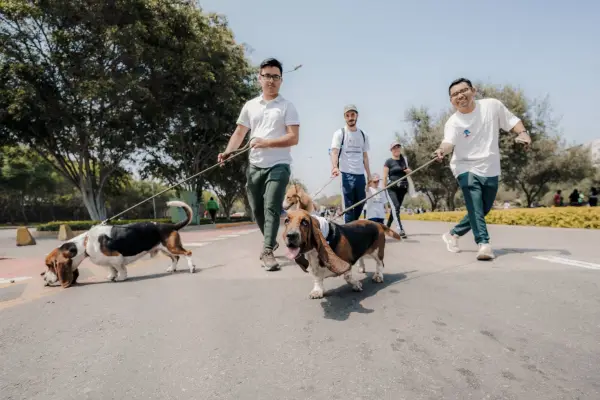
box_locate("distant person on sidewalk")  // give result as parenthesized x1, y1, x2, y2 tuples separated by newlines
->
(435, 77, 531, 261)
(218, 58, 300, 271)
(364, 174, 387, 224)
(589, 187, 598, 207)
(330, 104, 372, 223)
(383, 141, 411, 238)
(206, 197, 219, 223)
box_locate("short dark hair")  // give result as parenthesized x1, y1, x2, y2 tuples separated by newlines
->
(260, 58, 283, 75)
(448, 77, 473, 95)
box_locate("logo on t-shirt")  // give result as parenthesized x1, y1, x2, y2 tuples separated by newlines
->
(463, 129, 471, 138)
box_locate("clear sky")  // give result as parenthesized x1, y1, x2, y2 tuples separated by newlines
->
(198, 0, 599, 197)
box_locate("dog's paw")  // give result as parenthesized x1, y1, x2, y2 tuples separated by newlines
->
(166, 266, 175, 273)
(372, 273, 384, 283)
(309, 289, 324, 299)
(107, 273, 117, 281)
(189, 266, 196, 273)
(115, 273, 128, 282)
(358, 266, 366, 274)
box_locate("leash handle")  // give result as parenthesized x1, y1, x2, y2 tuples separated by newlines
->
(328, 156, 438, 222)
(101, 140, 255, 225)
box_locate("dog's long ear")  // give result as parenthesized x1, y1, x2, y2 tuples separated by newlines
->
(309, 217, 351, 275)
(56, 251, 74, 288)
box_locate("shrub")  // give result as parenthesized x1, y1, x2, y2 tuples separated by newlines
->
(400, 207, 600, 229)
(36, 216, 252, 231)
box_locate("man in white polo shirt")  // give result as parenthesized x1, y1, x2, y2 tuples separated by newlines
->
(330, 104, 372, 223)
(218, 58, 300, 271)
(434, 78, 531, 261)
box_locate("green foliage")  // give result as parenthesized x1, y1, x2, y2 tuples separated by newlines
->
(0, 0, 256, 221)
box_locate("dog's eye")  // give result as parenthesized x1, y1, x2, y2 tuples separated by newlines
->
(284, 218, 290, 225)
(301, 219, 309, 227)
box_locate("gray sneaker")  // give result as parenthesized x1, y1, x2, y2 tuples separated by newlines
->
(442, 232, 460, 253)
(259, 242, 279, 259)
(260, 249, 280, 271)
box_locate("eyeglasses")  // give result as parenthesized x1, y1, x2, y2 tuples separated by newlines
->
(260, 73, 281, 81)
(450, 87, 471, 98)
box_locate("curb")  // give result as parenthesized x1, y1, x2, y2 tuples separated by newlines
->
(215, 221, 256, 229)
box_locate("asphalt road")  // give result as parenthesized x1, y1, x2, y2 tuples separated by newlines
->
(1, 221, 600, 400)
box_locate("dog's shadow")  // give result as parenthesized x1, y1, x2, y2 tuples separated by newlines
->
(319, 272, 410, 322)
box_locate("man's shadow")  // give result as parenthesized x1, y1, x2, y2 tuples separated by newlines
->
(318, 272, 411, 322)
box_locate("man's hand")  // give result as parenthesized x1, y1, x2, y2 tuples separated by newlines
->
(515, 131, 532, 150)
(217, 151, 231, 166)
(331, 167, 340, 177)
(250, 137, 269, 149)
(434, 148, 445, 162)
(404, 168, 412, 174)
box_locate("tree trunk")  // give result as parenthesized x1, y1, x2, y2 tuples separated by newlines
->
(80, 186, 107, 220)
(20, 194, 28, 224)
(243, 194, 254, 221)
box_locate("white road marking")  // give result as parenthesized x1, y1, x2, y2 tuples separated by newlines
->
(0, 276, 32, 284)
(185, 242, 209, 247)
(219, 234, 241, 238)
(533, 256, 600, 270)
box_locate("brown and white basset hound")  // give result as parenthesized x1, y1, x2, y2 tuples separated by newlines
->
(282, 184, 319, 214)
(42, 201, 196, 288)
(281, 209, 401, 299)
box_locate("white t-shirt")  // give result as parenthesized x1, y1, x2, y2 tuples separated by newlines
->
(331, 127, 370, 175)
(443, 98, 521, 178)
(236, 94, 300, 168)
(365, 187, 386, 220)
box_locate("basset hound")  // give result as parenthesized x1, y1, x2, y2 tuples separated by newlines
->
(282, 184, 319, 214)
(281, 209, 401, 299)
(42, 201, 196, 288)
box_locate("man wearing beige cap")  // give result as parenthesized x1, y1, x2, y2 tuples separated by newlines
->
(330, 104, 372, 223)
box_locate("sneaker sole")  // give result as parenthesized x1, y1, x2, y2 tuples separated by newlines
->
(476, 254, 494, 261)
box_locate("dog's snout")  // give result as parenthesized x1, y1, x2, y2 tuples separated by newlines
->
(286, 231, 300, 240)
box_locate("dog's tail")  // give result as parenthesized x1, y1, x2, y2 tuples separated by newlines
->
(167, 201, 194, 230)
(381, 223, 402, 240)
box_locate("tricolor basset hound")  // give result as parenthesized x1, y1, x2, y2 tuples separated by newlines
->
(282, 184, 318, 214)
(42, 201, 196, 288)
(281, 209, 401, 299)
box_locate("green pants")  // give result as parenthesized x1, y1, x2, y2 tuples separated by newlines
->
(451, 172, 499, 244)
(246, 163, 291, 250)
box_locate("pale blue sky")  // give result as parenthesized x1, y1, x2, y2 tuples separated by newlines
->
(199, 0, 599, 197)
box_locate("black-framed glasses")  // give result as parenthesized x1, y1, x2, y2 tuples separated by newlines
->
(450, 87, 471, 98)
(260, 73, 281, 81)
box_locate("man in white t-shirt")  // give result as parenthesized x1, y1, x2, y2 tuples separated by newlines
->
(218, 58, 300, 271)
(330, 104, 372, 223)
(434, 78, 531, 260)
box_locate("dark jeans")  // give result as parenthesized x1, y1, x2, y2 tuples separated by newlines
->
(246, 163, 291, 250)
(208, 210, 217, 223)
(369, 217, 384, 224)
(341, 172, 367, 223)
(386, 185, 408, 231)
(450, 172, 499, 244)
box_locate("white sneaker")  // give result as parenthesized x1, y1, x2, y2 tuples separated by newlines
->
(477, 243, 495, 260)
(442, 232, 460, 253)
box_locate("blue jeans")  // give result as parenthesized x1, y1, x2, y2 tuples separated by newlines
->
(369, 217, 384, 224)
(341, 172, 366, 223)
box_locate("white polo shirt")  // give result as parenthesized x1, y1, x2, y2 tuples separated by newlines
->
(331, 127, 370, 175)
(236, 94, 300, 168)
(443, 98, 521, 178)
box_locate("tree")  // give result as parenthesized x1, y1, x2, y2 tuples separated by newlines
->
(206, 155, 248, 220)
(399, 107, 458, 211)
(476, 84, 593, 206)
(0, 0, 238, 220)
(139, 11, 259, 206)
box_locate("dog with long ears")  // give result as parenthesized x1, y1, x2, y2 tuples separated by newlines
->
(42, 201, 196, 288)
(282, 209, 401, 299)
(282, 183, 319, 213)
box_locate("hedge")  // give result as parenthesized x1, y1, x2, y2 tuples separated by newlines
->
(400, 206, 600, 229)
(36, 216, 252, 232)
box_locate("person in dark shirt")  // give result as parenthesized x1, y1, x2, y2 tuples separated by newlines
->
(383, 141, 411, 238)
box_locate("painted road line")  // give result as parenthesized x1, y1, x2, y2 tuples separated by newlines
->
(186, 242, 209, 247)
(0, 276, 32, 284)
(533, 256, 600, 270)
